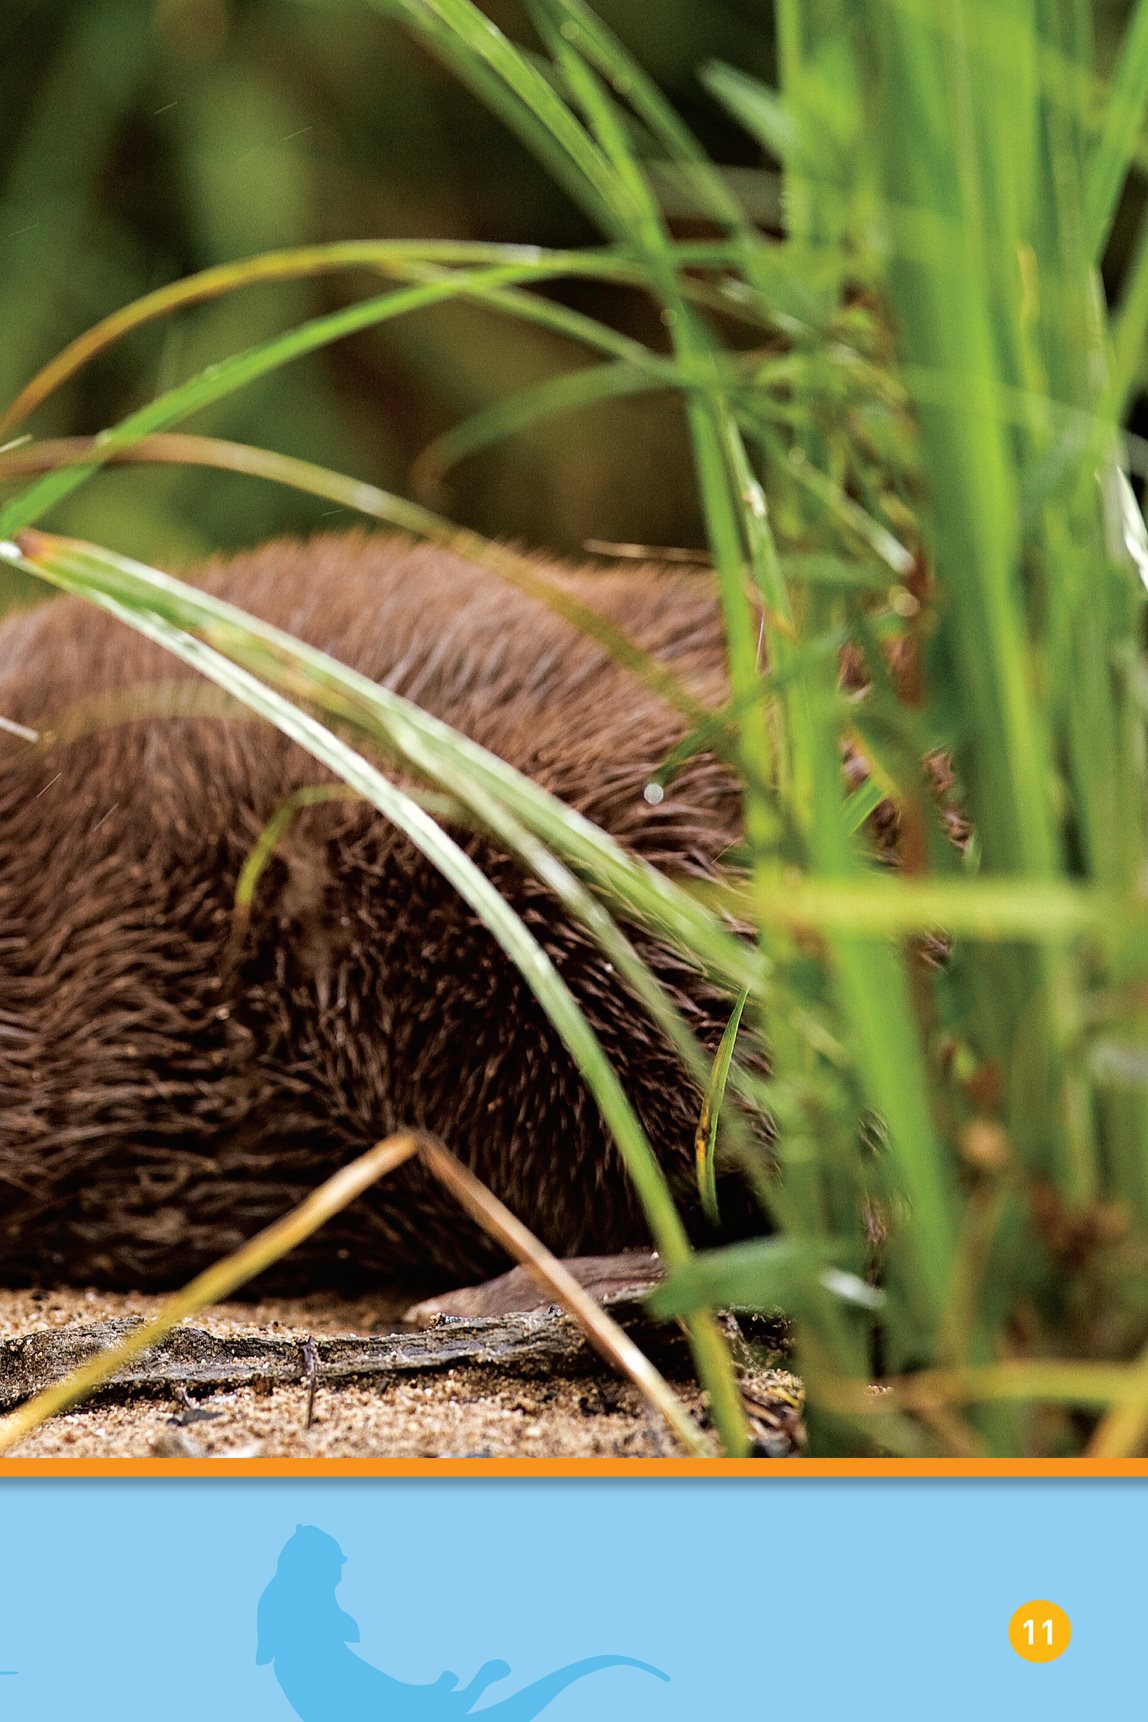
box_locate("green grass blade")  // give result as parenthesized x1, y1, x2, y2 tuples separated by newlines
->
(695, 987, 749, 1225)
(6, 517, 762, 999)
(1085, 0, 1148, 259)
(702, 62, 817, 172)
(0, 239, 744, 436)
(413, 359, 668, 486)
(0, 429, 724, 739)
(319, 0, 624, 229)
(0, 258, 670, 538)
(528, 0, 751, 232)
(649, 1236, 871, 1319)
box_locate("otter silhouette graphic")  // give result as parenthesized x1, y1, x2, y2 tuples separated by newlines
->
(257, 1527, 668, 1721)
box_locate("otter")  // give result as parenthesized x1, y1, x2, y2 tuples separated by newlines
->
(0, 532, 758, 1293)
(256, 1524, 667, 1721)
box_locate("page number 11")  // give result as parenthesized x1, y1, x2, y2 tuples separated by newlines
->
(1008, 1601, 1071, 1663)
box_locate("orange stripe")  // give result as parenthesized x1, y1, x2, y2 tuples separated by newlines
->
(3, 1457, 1148, 1478)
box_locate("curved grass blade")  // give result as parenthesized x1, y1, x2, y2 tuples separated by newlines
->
(1111, 207, 1148, 419)
(532, 0, 829, 340)
(0, 1133, 710, 1457)
(0, 431, 719, 736)
(649, 1235, 861, 1320)
(0, 258, 685, 538)
(2, 239, 750, 439)
(11, 515, 762, 994)
(703, 873, 1108, 941)
(702, 62, 821, 175)
(414, 349, 810, 492)
(528, 0, 749, 232)
(1085, 1, 1148, 260)
(821, 1360, 1142, 1419)
(1087, 1327, 1148, 1457)
(843, 776, 888, 837)
(519, 21, 908, 1328)
(535, 8, 790, 837)
(231, 783, 362, 950)
(0, 435, 771, 1132)
(417, 1138, 712, 1454)
(0, 1134, 422, 1455)
(333, 0, 626, 229)
(413, 359, 668, 489)
(695, 987, 749, 1224)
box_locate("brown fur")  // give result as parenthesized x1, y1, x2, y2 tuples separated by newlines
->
(0, 533, 757, 1291)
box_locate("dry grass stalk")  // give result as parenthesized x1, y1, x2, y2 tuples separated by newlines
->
(0, 1133, 710, 1457)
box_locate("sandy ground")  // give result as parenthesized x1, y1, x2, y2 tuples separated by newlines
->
(0, 1283, 413, 1342)
(13, 1368, 690, 1459)
(0, 1285, 794, 1459)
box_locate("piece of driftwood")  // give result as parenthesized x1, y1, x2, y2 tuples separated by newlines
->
(0, 1294, 698, 1414)
(404, 1250, 664, 1322)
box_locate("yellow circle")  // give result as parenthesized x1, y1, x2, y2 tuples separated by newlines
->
(1008, 1601, 1071, 1663)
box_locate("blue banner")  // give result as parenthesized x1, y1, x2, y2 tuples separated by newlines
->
(0, 1480, 1121, 1717)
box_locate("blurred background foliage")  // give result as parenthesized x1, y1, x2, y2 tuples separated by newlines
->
(5, 1, 1148, 557)
(0, 0, 777, 569)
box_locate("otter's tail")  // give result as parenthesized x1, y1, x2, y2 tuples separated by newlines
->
(471, 1655, 667, 1721)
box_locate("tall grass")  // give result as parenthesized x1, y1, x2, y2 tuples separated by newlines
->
(4, 0, 1148, 1455)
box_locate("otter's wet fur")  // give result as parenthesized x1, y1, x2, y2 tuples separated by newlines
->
(0, 533, 755, 1292)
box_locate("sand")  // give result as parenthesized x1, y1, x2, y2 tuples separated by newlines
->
(0, 1285, 799, 1459)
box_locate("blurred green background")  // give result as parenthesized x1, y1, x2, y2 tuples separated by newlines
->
(0, 0, 1142, 572)
(0, 0, 773, 570)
